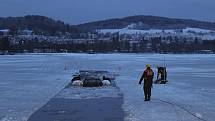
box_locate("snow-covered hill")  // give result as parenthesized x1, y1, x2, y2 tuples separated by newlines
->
(99, 27, 215, 34)
(98, 27, 215, 40)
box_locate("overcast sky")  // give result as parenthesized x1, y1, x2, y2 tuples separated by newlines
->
(0, 0, 215, 24)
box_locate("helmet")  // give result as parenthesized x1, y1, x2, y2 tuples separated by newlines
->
(146, 64, 151, 68)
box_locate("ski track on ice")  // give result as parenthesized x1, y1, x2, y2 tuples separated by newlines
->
(156, 99, 207, 121)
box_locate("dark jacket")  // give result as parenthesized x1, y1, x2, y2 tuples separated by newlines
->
(139, 68, 154, 87)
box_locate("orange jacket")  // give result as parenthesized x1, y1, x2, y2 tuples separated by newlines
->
(139, 68, 154, 86)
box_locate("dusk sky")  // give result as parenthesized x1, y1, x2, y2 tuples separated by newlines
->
(0, 0, 215, 24)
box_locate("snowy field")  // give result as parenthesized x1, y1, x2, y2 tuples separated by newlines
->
(0, 54, 215, 121)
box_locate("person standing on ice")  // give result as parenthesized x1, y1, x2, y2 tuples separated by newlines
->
(139, 64, 154, 101)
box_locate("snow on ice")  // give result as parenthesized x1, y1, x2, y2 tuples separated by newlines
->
(0, 54, 215, 121)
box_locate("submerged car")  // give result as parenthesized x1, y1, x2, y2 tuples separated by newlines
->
(71, 70, 116, 87)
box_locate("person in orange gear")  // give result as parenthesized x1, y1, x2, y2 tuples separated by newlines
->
(139, 64, 154, 101)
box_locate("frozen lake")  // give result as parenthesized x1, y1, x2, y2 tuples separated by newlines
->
(0, 54, 215, 121)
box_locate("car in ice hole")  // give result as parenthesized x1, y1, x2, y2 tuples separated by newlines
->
(71, 70, 116, 87)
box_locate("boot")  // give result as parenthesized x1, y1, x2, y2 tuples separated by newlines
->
(145, 95, 149, 101)
(148, 96, 151, 101)
(144, 96, 148, 101)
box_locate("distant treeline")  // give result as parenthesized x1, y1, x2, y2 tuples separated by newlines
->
(0, 37, 10, 52)
(1, 36, 215, 54)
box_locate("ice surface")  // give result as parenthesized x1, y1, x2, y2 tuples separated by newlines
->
(1, 54, 215, 121)
(55, 86, 122, 99)
(0, 54, 73, 121)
